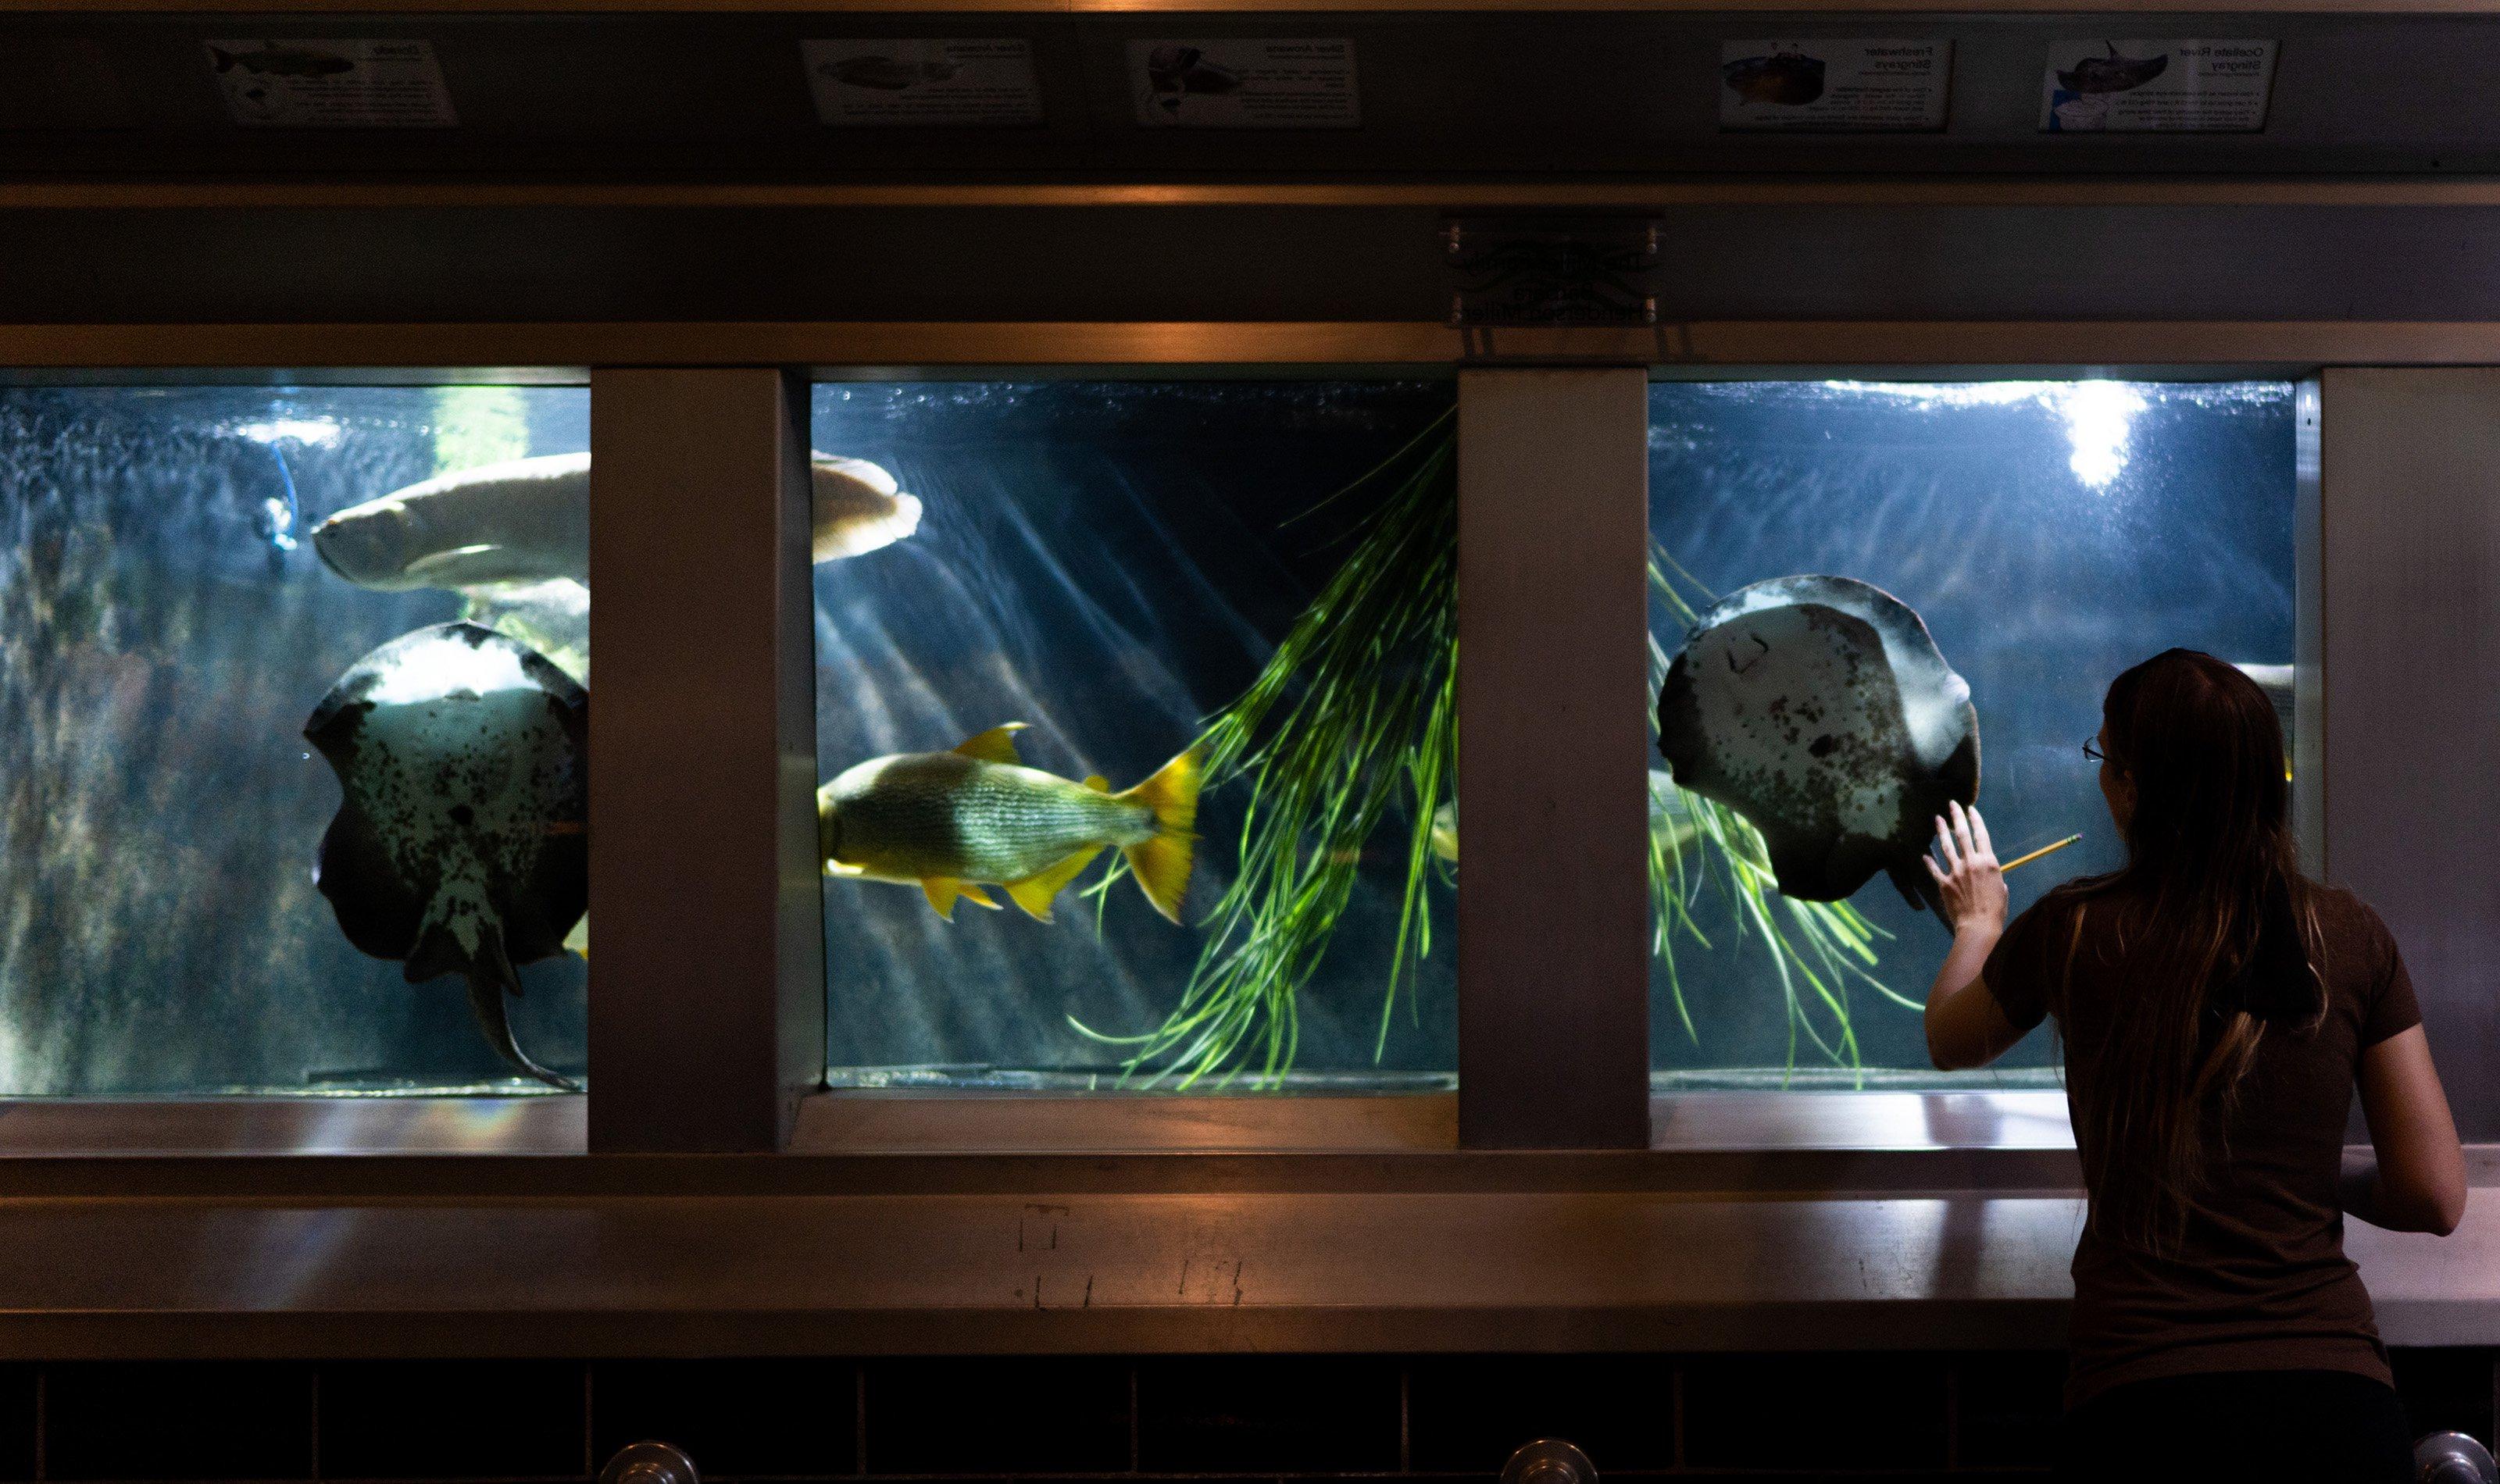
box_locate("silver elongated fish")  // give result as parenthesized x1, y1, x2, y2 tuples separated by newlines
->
(305, 622, 588, 1090)
(311, 450, 922, 592)
(1655, 575, 1978, 922)
(820, 723, 1201, 923)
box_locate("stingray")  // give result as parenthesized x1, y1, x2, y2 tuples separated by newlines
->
(1655, 575, 1978, 922)
(305, 622, 588, 1089)
(2059, 44, 2169, 94)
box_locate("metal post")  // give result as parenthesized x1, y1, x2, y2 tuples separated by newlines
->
(2320, 368, 2500, 1143)
(588, 368, 825, 1151)
(1455, 368, 1652, 1149)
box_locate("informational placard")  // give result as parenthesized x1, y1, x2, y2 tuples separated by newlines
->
(205, 39, 455, 129)
(802, 39, 1043, 127)
(2040, 40, 2277, 132)
(1128, 39, 1359, 129)
(1718, 40, 1952, 133)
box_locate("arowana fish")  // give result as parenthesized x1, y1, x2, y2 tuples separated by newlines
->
(311, 450, 921, 594)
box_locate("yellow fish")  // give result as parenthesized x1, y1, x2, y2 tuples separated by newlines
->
(818, 724, 1202, 924)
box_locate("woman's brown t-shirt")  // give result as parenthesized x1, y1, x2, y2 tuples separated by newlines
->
(1982, 883, 2422, 1409)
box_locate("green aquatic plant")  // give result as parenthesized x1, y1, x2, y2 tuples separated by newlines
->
(1083, 421, 1903, 1087)
(1076, 412, 1458, 1086)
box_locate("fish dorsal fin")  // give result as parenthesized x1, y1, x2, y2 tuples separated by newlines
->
(1004, 846, 1106, 923)
(952, 723, 1030, 765)
(1082, 775, 1109, 792)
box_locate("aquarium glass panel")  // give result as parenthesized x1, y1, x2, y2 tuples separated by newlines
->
(2, 385, 591, 1094)
(1647, 380, 2298, 1090)
(813, 381, 1458, 1090)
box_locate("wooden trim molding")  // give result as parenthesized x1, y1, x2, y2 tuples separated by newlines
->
(5, 320, 2500, 372)
(7, 179, 2500, 210)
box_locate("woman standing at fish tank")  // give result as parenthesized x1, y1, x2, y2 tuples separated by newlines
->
(1919, 649, 2464, 1482)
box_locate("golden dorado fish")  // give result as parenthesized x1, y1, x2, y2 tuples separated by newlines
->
(819, 724, 1202, 924)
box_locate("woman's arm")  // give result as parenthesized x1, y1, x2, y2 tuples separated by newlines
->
(2344, 1025, 2466, 1236)
(1923, 801, 2028, 1071)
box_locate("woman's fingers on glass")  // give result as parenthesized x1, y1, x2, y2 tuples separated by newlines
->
(1968, 804, 1994, 858)
(1949, 799, 1978, 858)
(1934, 815, 1961, 868)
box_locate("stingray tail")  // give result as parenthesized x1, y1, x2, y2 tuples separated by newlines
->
(464, 939, 580, 1092)
(1889, 861, 1955, 933)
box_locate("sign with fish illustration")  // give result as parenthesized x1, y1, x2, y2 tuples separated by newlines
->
(2041, 40, 2277, 132)
(304, 622, 588, 1089)
(1655, 575, 1978, 923)
(819, 723, 1202, 926)
(205, 39, 455, 129)
(802, 39, 1044, 127)
(1128, 39, 1360, 129)
(1719, 41, 1951, 133)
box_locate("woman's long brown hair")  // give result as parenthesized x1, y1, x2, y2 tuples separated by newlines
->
(2062, 648, 2327, 1252)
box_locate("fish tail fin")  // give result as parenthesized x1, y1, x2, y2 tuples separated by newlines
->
(209, 45, 238, 70)
(1005, 845, 1105, 922)
(463, 940, 580, 1091)
(1116, 748, 1203, 924)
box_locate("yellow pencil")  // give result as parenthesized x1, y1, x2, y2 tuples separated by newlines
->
(2000, 834, 2082, 874)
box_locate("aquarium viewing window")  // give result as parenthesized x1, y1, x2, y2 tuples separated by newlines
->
(0, 361, 2324, 1150)
(0, 384, 591, 1096)
(811, 381, 1459, 1092)
(1643, 380, 2299, 1091)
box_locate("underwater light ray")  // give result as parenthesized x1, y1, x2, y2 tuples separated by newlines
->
(975, 458, 1205, 738)
(1097, 460, 1281, 669)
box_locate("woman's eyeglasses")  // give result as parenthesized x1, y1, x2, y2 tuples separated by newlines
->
(2083, 740, 2106, 765)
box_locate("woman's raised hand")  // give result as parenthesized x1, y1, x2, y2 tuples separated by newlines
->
(1926, 799, 2008, 934)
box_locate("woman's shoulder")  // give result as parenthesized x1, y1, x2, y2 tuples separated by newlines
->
(2298, 879, 2395, 944)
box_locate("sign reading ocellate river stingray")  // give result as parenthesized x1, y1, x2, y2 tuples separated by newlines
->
(1655, 575, 1979, 924)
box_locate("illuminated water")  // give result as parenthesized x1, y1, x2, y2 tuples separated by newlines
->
(0, 386, 589, 1094)
(0, 377, 2292, 1099)
(1647, 380, 2298, 1085)
(812, 382, 1459, 1087)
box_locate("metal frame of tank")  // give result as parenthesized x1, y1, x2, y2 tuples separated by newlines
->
(0, 322, 2490, 1357)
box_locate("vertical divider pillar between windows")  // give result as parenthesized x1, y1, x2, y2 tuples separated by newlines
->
(2318, 368, 2500, 1146)
(588, 369, 824, 1152)
(1455, 369, 1652, 1149)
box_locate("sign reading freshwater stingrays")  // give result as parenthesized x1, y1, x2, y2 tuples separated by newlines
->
(1719, 40, 1952, 133)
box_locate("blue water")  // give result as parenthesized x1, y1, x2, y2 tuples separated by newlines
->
(0, 386, 589, 1093)
(1647, 380, 2298, 1085)
(812, 382, 1459, 1086)
(0, 377, 2292, 1098)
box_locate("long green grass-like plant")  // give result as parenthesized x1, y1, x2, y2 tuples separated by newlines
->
(1081, 421, 1906, 1086)
(1074, 412, 1458, 1086)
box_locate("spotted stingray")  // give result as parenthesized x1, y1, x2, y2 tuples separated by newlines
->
(1655, 576, 1977, 922)
(305, 622, 588, 1088)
